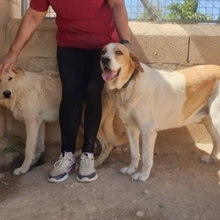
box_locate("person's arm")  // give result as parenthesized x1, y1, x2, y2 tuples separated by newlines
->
(107, 0, 130, 49)
(0, 7, 47, 74)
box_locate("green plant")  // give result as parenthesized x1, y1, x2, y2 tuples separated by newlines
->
(167, 0, 212, 21)
(2, 135, 25, 155)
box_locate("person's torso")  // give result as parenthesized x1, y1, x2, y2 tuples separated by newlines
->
(49, 0, 119, 49)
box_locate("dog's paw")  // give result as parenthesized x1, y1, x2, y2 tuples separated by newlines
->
(131, 172, 149, 182)
(200, 155, 217, 164)
(13, 167, 28, 176)
(120, 166, 136, 175)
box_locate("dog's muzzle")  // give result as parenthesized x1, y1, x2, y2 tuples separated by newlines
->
(3, 90, 12, 98)
(101, 57, 111, 66)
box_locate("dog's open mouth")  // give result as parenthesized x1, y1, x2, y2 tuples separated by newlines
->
(102, 67, 121, 82)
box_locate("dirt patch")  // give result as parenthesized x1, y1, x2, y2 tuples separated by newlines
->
(0, 142, 220, 220)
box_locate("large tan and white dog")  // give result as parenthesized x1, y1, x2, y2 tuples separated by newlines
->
(0, 68, 127, 175)
(100, 43, 220, 182)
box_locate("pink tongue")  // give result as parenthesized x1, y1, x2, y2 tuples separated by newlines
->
(102, 69, 118, 81)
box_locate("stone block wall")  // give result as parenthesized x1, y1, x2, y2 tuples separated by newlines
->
(1, 17, 220, 143)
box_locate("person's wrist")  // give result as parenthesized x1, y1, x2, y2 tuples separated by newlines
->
(8, 50, 19, 56)
(9, 44, 20, 56)
(119, 39, 130, 45)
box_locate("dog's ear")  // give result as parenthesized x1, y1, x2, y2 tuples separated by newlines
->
(13, 67, 25, 75)
(130, 52, 144, 73)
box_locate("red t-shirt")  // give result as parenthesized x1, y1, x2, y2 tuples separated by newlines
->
(30, 0, 119, 49)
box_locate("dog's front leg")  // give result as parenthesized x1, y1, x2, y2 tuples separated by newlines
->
(13, 117, 42, 175)
(32, 122, 46, 165)
(132, 127, 157, 182)
(120, 125, 140, 175)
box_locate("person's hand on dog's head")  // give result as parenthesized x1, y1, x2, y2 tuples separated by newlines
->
(0, 51, 18, 75)
(123, 43, 130, 50)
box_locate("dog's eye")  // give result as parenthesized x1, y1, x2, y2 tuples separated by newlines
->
(101, 49, 106, 55)
(115, 51, 123, 55)
(8, 77, 13, 81)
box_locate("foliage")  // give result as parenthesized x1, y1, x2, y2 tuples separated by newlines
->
(2, 135, 25, 155)
(167, 0, 212, 21)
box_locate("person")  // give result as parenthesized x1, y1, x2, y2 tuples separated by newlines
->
(0, 0, 130, 183)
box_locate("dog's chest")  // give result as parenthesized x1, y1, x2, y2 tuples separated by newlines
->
(114, 89, 142, 124)
(115, 91, 133, 111)
(0, 99, 24, 122)
(12, 107, 24, 122)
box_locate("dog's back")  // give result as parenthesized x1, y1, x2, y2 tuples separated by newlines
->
(162, 65, 220, 129)
(120, 64, 220, 130)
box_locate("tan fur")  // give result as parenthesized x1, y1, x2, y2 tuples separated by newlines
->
(0, 68, 127, 175)
(179, 66, 220, 119)
(100, 43, 220, 182)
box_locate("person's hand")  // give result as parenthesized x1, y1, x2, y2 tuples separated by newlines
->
(0, 51, 18, 75)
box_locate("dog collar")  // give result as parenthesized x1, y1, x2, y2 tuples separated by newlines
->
(122, 69, 137, 89)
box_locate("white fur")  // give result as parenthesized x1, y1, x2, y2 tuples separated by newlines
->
(101, 43, 220, 182)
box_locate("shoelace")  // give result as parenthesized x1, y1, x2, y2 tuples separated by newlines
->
(54, 156, 73, 169)
(80, 156, 93, 169)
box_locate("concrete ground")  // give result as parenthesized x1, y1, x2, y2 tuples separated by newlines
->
(0, 139, 220, 220)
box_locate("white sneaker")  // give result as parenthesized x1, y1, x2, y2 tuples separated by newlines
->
(77, 152, 98, 182)
(48, 152, 78, 183)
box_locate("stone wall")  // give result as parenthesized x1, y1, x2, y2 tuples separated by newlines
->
(130, 22, 220, 67)
(0, 0, 21, 138)
(1, 17, 220, 143)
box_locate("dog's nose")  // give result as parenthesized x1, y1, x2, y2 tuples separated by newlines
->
(3, 90, 11, 98)
(101, 57, 111, 65)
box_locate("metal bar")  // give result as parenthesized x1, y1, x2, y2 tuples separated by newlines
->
(140, 0, 163, 23)
(21, 0, 28, 16)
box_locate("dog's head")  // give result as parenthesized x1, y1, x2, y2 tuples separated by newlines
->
(0, 67, 25, 99)
(100, 43, 143, 90)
